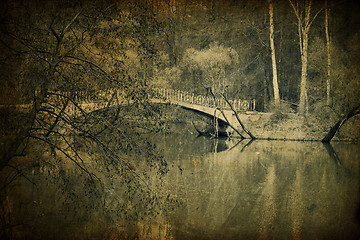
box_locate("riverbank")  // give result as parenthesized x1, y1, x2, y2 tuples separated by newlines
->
(1, 104, 359, 143)
(159, 104, 360, 142)
(236, 112, 359, 141)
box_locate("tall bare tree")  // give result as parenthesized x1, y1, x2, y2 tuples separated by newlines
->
(325, 0, 331, 106)
(289, 0, 321, 115)
(268, 0, 280, 107)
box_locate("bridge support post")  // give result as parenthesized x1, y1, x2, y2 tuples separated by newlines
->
(251, 99, 256, 111)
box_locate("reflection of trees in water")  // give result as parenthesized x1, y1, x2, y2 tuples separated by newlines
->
(0, 109, 182, 239)
(194, 137, 254, 154)
(290, 167, 304, 240)
(257, 164, 276, 240)
(2, 130, 359, 239)
(162, 141, 360, 240)
(323, 142, 342, 166)
(210, 138, 229, 153)
(322, 142, 360, 224)
(2, 151, 179, 239)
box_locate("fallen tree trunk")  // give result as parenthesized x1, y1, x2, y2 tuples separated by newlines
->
(217, 108, 245, 138)
(206, 89, 245, 139)
(220, 93, 256, 139)
(322, 104, 360, 142)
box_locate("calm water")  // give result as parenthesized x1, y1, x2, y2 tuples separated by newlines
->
(2, 133, 360, 240)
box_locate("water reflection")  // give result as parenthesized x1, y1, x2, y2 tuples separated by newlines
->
(157, 137, 360, 240)
(1, 134, 360, 240)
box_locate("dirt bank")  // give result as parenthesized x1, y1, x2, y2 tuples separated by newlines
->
(235, 112, 360, 141)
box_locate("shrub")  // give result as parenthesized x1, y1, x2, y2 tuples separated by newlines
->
(269, 111, 289, 125)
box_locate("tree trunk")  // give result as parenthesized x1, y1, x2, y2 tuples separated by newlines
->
(299, 28, 309, 115)
(289, 0, 321, 115)
(268, 0, 280, 107)
(207, 88, 245, 138)
(325, 0, 332, 106)
(322, 104, 360, 142)
(220, 93, 256, 139)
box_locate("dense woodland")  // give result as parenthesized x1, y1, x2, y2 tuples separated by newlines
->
(1, 0, 359, 111)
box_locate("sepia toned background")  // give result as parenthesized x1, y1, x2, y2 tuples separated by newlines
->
(1, 0, 359, 239)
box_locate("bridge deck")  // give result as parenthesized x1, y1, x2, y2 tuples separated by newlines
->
(1, 88, 256, 130)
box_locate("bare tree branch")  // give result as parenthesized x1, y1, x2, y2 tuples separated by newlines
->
(0, 164, 37, 192)
(220, 92, 256, 139)
(60, 11, 82, 39)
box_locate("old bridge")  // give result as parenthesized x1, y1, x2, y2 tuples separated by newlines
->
(156, 89, 256, 127)
(3, 89, 256, 129)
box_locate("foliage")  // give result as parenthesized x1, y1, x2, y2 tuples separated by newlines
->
(308, 36, 327, 105)
(182, 42, 239, 94)
(268, 111, 290, 126)
(0, 1, 173, 237)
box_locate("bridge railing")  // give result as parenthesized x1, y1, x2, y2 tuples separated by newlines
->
(36, 88, 255, 117)
(156, 88, 256, 111)
(40, 89, 124, 118)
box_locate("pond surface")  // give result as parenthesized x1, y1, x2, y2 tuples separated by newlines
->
(152, 134, 360, 240)
(2, 132, 360, 240)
